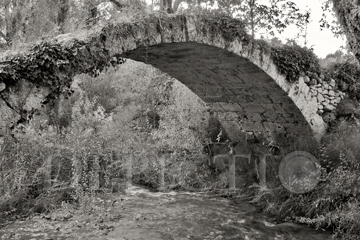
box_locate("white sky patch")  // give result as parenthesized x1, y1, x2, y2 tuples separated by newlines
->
(274, 0, 346, 58)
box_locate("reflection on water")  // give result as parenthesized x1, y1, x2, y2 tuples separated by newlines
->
(0, 186, 333, 240)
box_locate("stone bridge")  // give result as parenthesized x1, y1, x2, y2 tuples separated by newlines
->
(0, 14, 343, 149)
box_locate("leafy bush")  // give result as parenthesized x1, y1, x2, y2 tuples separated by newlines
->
(250, 121, 360, 239)
(0, 59, 214, 220)
(271, 43, 321, 82)
(322, 54, 360, 100)
(296, 122, 360, 239)
(0, 93, 113, 217)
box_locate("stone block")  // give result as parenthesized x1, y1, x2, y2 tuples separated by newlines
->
(0, 82, 5, 92)
(233, 94, 254, 103)
(260, 103, 275, 112)
(224, 112, 241, 121)
(231, 88, 247, 95)
(304, 76, 310, 83)
(309, 79, 317, 85)
(256, 96, 273, 104)
(242, 120, 264, 132)
(305, 92, 312, 102)
(268, 94, 292, 104)
(310, 115, 325, 129)
(203, 95, 229, 103)
(221, 120, 244, 142)
(267, 112, 288, 123)
(317, 94, 325, 102)
(232, 103, 245, 112)
(241, 103, 265, 113)
(323, 103, 333, 110)
(303, 85, 310, 96)
(330, 78, 336, 88)
(263, 121, 286, 134)
(246, 112, 263, 122)
(211, 102, 225, 112)
(219, 102, 243, 112)
(298, 77, 308, 92)
(0, 121, 6, 136)
(281, 112, 297, 123)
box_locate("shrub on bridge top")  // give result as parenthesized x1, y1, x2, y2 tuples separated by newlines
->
(180, 7, 250, 43)
(270, 43, 321, 83)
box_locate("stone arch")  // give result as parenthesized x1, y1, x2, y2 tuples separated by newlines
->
(99, 14, 325, 142)
(0, 14, 325, 149)
(120, 42, 315, 149)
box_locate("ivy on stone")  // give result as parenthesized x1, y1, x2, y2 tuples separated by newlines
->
(271, 44, 321, 83)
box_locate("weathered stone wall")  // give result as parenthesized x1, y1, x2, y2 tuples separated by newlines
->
(246, 49, 345, 138)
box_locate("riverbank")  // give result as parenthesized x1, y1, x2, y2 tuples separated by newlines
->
(0, 186, 333, 240)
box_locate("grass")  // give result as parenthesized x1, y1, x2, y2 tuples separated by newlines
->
(245, 120, 360, 239)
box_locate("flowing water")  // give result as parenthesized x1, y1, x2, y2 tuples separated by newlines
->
(0, 186, 334, 240)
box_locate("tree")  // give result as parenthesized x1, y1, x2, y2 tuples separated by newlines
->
(57, 0, 70, 33)
(0, 0, 324, 52)
(215, 0, 310, 38)
(160, 0, 173, 13)
(154, 0, 311, 38)
(0, 0, 109, 47)
(319, 0, 344, 38)
(0, 0, 71, 46)
(158, 0, 191, 13)
(269, 36, 283, 47)
(0, 0, 28, 45)
(330, 0, 360, 61)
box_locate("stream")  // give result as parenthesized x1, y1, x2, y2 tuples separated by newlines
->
(0, 186, 334, 240)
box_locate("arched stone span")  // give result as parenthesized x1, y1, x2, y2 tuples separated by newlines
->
(101, 14, 326, 139)
(122, 42, 314, 148)
(74, 14, 325, 139)
(0, 14, 325, 145)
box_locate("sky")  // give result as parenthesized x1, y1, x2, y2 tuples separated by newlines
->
(274, 0, 346, 58)
(146, 0, 346, 59)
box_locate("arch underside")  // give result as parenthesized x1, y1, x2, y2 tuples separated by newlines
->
(122, 42, 315, 150)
